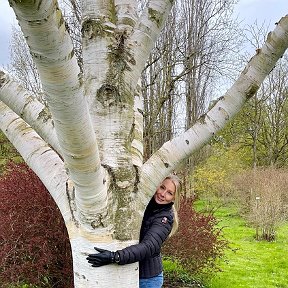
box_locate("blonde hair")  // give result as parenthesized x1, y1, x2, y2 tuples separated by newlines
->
(164, 174, 181, 237)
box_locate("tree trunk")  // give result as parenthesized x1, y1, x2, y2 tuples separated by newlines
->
(69, 228, 139, 287)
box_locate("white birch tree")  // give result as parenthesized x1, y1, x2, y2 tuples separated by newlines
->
(0, 1, 288, 287)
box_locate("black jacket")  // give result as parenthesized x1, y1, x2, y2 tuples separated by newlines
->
(117, 197, 174, 278)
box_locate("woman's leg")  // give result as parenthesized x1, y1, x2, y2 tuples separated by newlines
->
(139, 272, 164, 288)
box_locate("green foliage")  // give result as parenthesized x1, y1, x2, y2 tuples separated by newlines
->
(163, 258, 205, 287)
(193, 143, 248, 200)
(216, 64, 288, 168)
(0, 131, 23, 174)
(215, 102, 253, 150)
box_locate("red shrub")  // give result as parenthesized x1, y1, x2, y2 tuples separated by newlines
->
(0, 162, 73, 287)
(163, 197, 227, 276)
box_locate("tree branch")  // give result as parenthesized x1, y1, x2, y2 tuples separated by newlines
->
(124, 0, 175, 88)
(139, 15, 288, 200)
(115, 0, 137, 28)
(0, 70, 61, 154)
(9, 0, 107, 219)
(0, 101, 72, 223)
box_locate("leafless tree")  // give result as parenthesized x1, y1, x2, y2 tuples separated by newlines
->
(239, 22, 288, 167)
(142, 7, 180, 159)
(142, 0, 242, 162)
(9, 26, 43, 100)
(257, 56, 288, 167)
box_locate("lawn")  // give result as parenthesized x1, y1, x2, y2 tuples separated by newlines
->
(196, 201, 288, 288)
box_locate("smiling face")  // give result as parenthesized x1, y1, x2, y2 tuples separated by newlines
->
(154, 178, 176, 205)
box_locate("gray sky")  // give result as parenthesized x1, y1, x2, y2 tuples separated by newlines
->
(0, 1, 16, 67)
(0, 0, 287, 68)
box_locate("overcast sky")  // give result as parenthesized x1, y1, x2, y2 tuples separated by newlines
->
(0, 0, 287, 68)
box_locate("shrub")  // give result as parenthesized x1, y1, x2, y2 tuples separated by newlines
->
(0, 132, 23, 174)
(162, 197, 228, 279)
(192, 144, 247, 202)
(0, 162, 73, 287)
(163, 257, 205, 288)
(232, 168, 288, 241)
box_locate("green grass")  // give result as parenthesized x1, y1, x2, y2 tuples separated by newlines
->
(195, 201, 288, 288)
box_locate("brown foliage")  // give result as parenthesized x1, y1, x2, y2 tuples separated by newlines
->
(0, 162, 73, 287)
(162, 197, 227, 276)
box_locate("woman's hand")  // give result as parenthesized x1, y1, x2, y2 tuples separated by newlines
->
(87, 247, 116, 267)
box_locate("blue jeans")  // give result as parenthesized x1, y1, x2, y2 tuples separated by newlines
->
(139, 272, 164, 288)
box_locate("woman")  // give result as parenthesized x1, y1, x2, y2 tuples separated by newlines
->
(86, 174, 181, 288)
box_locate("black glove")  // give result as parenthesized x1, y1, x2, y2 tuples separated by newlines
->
(87, 247, 119, 267)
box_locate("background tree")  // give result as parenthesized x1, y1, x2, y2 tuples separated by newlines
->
(9, 26, 42, 100)
(257, 57, 288, 167)
(141, 0, 242, 194)
(217, 55, 288, 168)
(0, 0, 287, 287)
(142, 0, 241, 161)
(141, 6, 179, 160)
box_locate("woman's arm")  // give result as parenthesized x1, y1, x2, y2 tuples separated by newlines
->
(87, 212, 173, 267)
(117, 213, 173, 265)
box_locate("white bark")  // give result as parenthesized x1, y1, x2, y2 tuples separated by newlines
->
(9, 0, 106, 218)
(81, 0, 114, 95)
(131, 89, 144, 167)
(69, 232, 138, 288)
(115, 0, 137, 28)
(0, 70, 61, 154)
(124, 0, 175, 88)
(0, 101, 71, 222)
